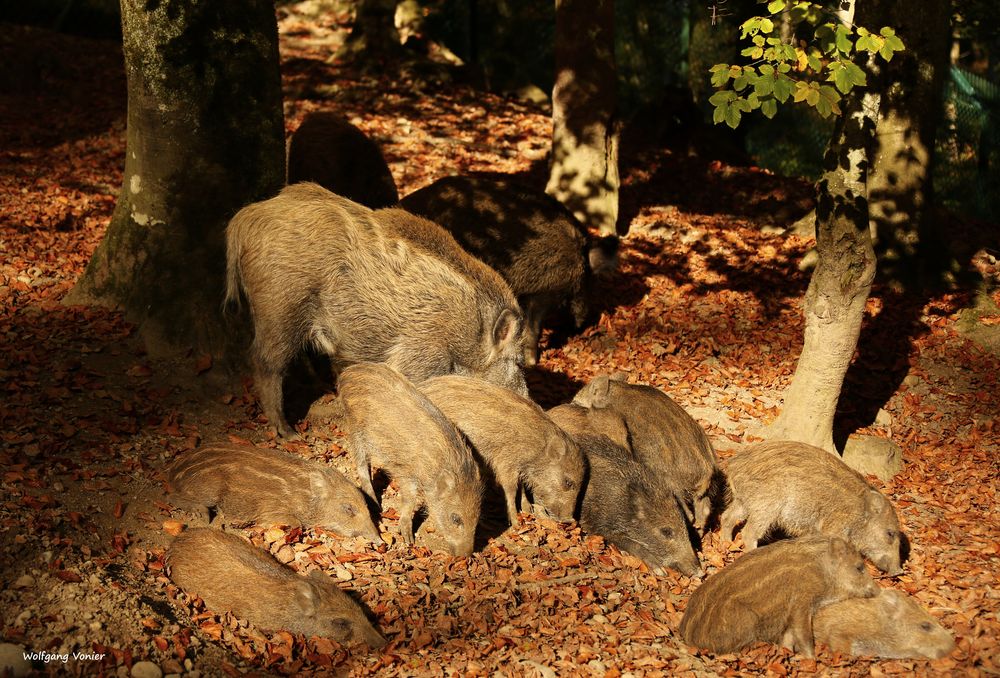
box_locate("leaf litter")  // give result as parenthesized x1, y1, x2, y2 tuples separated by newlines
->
(1, 6, 998, 677)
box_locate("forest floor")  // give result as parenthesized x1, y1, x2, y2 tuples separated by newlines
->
(2, 6, 999, 677)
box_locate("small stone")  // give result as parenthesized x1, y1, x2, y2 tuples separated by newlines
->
(41, 551, 53, 564)
(333, 564, 353, 582)
(875, 408, 892, 427)
(183, 659, 193, 672)
(53, 481, 65, 492)
(842, 435, 904, 481)
(0, 643, 32, 677)
(13, 574, 34, 589)
(274, 545, 295, 564)
(89, 621, 102, 631)
(902, 374, 921, 388)
(130, 660, 163, 678)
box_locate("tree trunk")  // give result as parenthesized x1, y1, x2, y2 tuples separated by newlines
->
(767, 42, 885, 453)
(866, 0, 951, 285)
(64, 0, 285, 357)
(338, 0, 404, 61)
(546, 0, 619, 236)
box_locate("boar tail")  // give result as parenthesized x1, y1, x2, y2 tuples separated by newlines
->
(223, 220, 244, 313)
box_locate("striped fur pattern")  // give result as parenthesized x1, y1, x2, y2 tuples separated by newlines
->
(336, 363, 483, 556)
(680, 535, 880, 657)
(572, 374, 723, 530)
(720, 440, 904, 574)
(167, 442, 380, 541)
(420, 374, 586, 525)
(168, 528, 386, 647)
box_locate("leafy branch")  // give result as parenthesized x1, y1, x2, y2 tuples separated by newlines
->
(709, 0, 905, 129)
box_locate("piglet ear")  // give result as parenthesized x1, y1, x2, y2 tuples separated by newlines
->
(295, 579, 318, 617)
(829, 536, 849, 558)
(575, 375, 612, 408)
(609, 372, 628, 383)
(492, 309, 520, 350)
(863, 489, 886, 515)
(436, 472, 457, 494)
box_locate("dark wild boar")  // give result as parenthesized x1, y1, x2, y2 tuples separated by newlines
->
(287, 111, 398, 208)
(814, 588, 956, 659)
(167, 443, 380, 541)
(679, 535, 880, 657)
(572, 432, 701, 576)
(337, 363, 483, 556)
(168, 528, 386, 648)
(572, 373, 722, 529)
(420, 375, 586, 524)
(720, 440, 904, 575)
(400, 176, 618, 366)
(225, 182, 527, 437)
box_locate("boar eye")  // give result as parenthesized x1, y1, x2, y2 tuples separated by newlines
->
(562, 478, 576, 491)
(342, 504, 357, 517)
(886, 529, 897, 540)
(919, 622, 932, 632)
(856, 562, 865, 573)
(660, 527, 674, 539)
(451, 513, 463, 526)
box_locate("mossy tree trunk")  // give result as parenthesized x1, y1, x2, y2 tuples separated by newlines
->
(767, 1, 889, 454)
(65, 0, 285, 357)
(546, 0, 619, 236)
(867, 0, 952, 285)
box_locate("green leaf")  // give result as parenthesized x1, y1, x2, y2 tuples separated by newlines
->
(773, 73, 794, 102)
(760, 18, 774, 34)
(806, 53, 823, 71)
(760, 64, 775, 76)
(741, 17, 761, 38)
(713, 102, 728, 125)
(793, 80, 812, 103)
(725, 105, 742, 129)
(816, 85, 842, 117)
(761, 98, 778, 118)
(835, 24, 853, 54)
(711, 67, 731, 87)
(754, 72, 775, 96)
(742, 45, 765, 58)
(709, 90, 736, 106)
(766, 0, 785, 13)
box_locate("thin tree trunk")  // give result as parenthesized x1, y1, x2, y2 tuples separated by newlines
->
(338, 0, 403, 61)
(546, 0, 619, 236)
(867, 0, 951, 285)
(767, 65, 882, 454)
(65, 0, 285, 357)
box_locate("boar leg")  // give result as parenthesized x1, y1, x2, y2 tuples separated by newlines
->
(521, 295, 547, 367)
(251, 333, 298, 438)
(501, 476, 520, 524)
(397, 479, 420, 545)
(782, 608, 816, 658)
(740, 518, 764, 550)
(719, 499, 747, 543)
(351, 441, 378, 503)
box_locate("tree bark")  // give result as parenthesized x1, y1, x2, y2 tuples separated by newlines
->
(767, 19, 885, 453)
(65, 0, 285, 356)
(546, 0, 619, 236)
(338, 0, 404, 61)
(866, 0, 951, 285)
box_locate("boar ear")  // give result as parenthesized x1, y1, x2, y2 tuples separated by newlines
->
(491, 309, 520, 350)
(829, 536, 849, 558)
(582, 375, 612, 408)
(436, 472, 457, 494)
(295, 580, 318, 617)
(863, 489, 886, 515)
(609, 372, 628, 383)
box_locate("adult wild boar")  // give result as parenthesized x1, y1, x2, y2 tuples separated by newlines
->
(401, 176, 618, 366)
(287, 111, 399, 208)
(225, 183, 527, 437)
